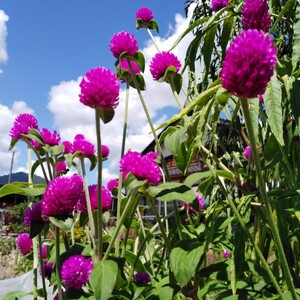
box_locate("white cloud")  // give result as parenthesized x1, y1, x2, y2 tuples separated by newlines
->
(0, 10, 9, 73)
(46, 5, 196, 185)
(0, 101, 35, 176)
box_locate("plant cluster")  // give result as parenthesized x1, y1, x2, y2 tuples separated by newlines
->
(1, 0, 300, 299)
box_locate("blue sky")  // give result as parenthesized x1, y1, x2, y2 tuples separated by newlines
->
(0, 1, 196, 184)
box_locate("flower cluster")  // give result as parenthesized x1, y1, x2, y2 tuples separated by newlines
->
(221, 30, 277, 98)
(120, 151, 161, 185)
(61, 255, 93, 289)
(107, 179, 118, 192)
(72, 134, 95, 157)
(134, 272, 151, 285)
(79, 67, 120, 110)
(101, 144, 110, 158)
(211, 0, 229, 12)
(77, 184, 112, 213)
(242, 0, 271, 32)
(17, 233, 33, 255)
(149, 51, 181, 81)
(136, 7, 154, 23)
(10, 113, 39, 140)
(109, 31, 139, 59)
(55, 161, 67, 175)
(42, 174, 83, 218)
(40, 262, 53, 280)
(24, 201, 43, 227)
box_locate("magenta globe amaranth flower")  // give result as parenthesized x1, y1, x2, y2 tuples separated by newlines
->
(119, 60, 141, 83)
(223, 250, 230, 259)
(243, 145, 262, 160)
(55, 161, 67, 175)
(17, 233, 33, 255)
(42, 174, 83, 218)
(40, 128, 61, 146)
(101, 144, 110, 159)
(62, 140, 73, 154)
(61, 255, 93, 290)
(77, 184, 112, 213)
(72, 134, 95, 157)
(79, 67, 120, 109)
(136, 7, 154, 22)
(10, 113, 39, 140)
(211, 0, 229, 12)
(242, 0, 271, 32)
(24, 201, 43, 227)
(149, 51, 181, 81)
(107, 179, 118, 192)
(40, 262, 53, 280)
(183, 192, 204, 213)
(120, 151, 161, 186)
(109, 31, 139, 59)
(221, 30, 277, 99)
(134, 272, 151, 285)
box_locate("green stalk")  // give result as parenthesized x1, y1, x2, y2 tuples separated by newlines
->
(95, 107, 103, 261)
(169, 77, 184, 110)
(55, 226, 63, 300)
(240, 98, 296, 299)
(127, 58, 183, 240)
(38, 234, 47, 300)
(32, 237, 38, 300)
(79, 157, 96, 251)
(147, 28, 160, 52)
(115, 81, 130, 256)
(103, 190, 139, 262)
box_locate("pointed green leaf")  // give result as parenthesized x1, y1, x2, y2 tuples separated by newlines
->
(170, 239, 204, 287)
(89, 260, 118, 300)
(264, 74, 284, 146)
(30, 221, 45, 239)
(9, 138, 19, 151)
(248, 97, 260, 146)
(88, 154, 97, 171)
(3, 291, 32, 300)
(292, 4, 300, 72)
(133, 51, 145, 72)
(98, 108, 115, 124)
(129, 74, 146, 90)
(49, 217, 74, 232)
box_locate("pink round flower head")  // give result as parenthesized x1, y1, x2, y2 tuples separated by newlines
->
(79, 67, 120, 109)
(62, 140, 73, 154)
(107, 179, 118, 192)
(221, 30, 277, 99)
(119, 60, 141, 83)
(136, 7, 154, 22)
(134, 272, 151, 285)
(120, 151, 161, 186)
(17, 233, 33, 255)
(24, 201, 43, 227)
(72, 134, 95, 157)
(211, 0, 229, 12)
(40, 262, 53, 280)
(55, 161, 67, 176)
(39, 243, 48, 260)
(223, 250, 230, 259)
(61, 255, 93, 290)
(109, 31, 139, 59)
(77, 184, 112, 213)
(40, 128, 61, 146)
(243, 145, 252, 160)
(101, 145, 110, 159)
(183, 192, 204, 213)
(149, 51, 181, 81)
(42, 174, 83, 218)
(242, 0, 271, 32)
(10, 113, 39, 140)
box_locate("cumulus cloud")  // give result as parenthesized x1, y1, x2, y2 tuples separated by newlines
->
(0, 10, 9, 73)
(0, 101, 35, 176)
(47, 4, 196, 184)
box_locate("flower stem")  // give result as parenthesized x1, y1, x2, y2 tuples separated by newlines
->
(127, 58, 183, 240)
(240, 97, 296, 299)
(80, 157, 96, 251)
(32, 237, 38, 300)
(38, 233, 47, 300)
(169, 77, 184, 110)
(95, 107, 103, 261)
(55, 226, 63, 300)
(147, 28, 160, 52)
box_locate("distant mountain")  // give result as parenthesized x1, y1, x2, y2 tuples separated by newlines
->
(0, 172, 45, 185)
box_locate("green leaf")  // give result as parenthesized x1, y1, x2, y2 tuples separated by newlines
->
(30, 221, 45, 239)
(9, 138, 19, 151)
(125, 250, 146, 273)
(3, 290, 32, 300)
(292, 4, 300, 72)
(237, 195, 252, 223)
(170, 239, 204, 287)
(98, 108, 115, 124)
(133, 51, 145, 72)
(155, 83, 220, 131)
(184, 171, 212, 187)
(221, 15, 234, 60)
(248, 97, 260, 146)
(129, 74, 146, 91)
(264, 73, 284, 146)
(148, 182, 196, 204)
(172, 73, 183, 94)
(164, 126, 186, 156)
(88, 154, 97, 171)
(148, 20, 159, 33)
(89, 260, 118, 300)
(290, 77, 300, 128)
(49, 217, 74, 232)
(0, 182, 45, 198)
